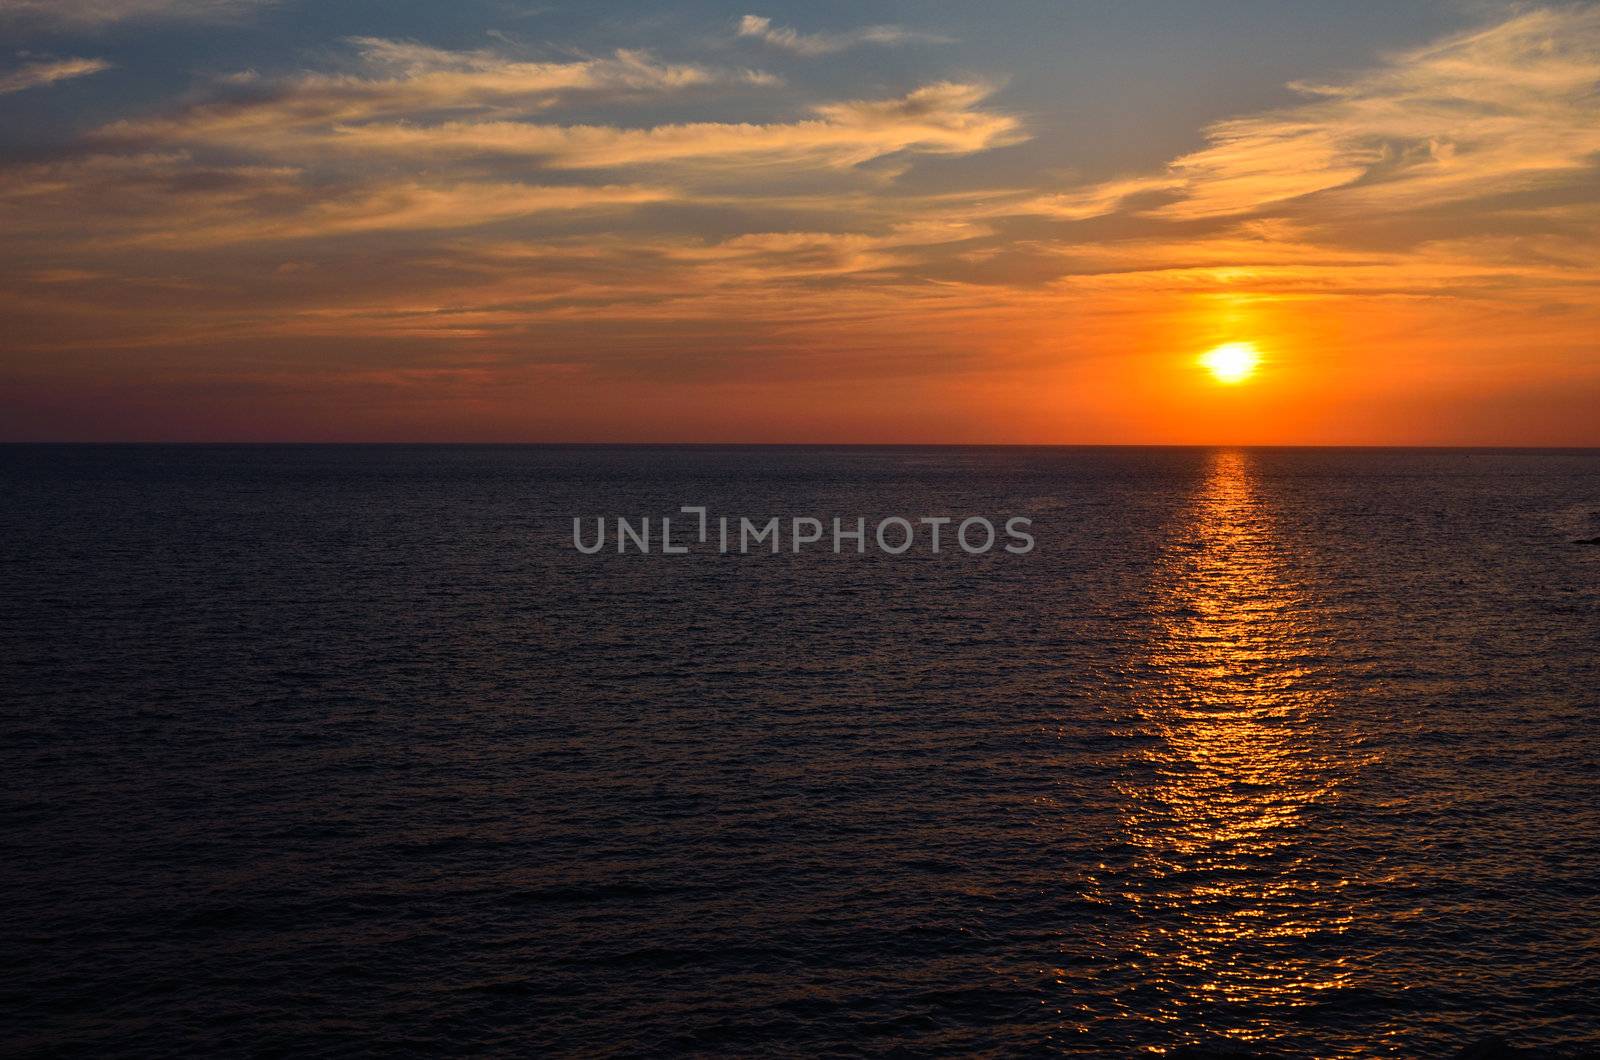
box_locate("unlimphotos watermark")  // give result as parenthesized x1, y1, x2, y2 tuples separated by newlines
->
(573, 507, 1035, 556)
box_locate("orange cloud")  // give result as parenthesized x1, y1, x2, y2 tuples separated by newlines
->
(97, 41, 775, 150)
(0, 152, 669, 247)
(0, 56, 111, 94)
(321, 84, 1019, 171)
(102, 54, 1017, 175)
(1133, 8, 1600, 220)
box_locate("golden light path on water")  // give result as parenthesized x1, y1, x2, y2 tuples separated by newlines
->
(1089, 450, 1375, 1050)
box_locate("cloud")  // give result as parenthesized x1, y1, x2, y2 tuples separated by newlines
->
(0, 56, 111, 94)
(127, 181, 673, 246)
(344, 35, 776, 95)
(1003, 177, 1185, 221)
(735, 14, 949, 56)
(95, 40, 1018, 174)
(6, 35, 1020, 273)
(965, 4, 1600, 310)
(1142, 7, 1600, 220)
(306, 82, 1023, 171)
(96, 40, 777, 149)
(0, 0, 271, 25)
(0, 152, 669, 247)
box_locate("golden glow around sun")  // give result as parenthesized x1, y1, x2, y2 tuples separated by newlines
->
(1200, 342, 1261, 384)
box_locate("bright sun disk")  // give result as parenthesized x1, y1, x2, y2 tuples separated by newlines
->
(1199, 342, 1261, 384)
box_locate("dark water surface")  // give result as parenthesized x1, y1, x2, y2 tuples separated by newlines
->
(3, 445, 1599, 1057)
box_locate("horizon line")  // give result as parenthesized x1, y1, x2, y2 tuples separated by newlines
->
(4, 441, 1600, 450)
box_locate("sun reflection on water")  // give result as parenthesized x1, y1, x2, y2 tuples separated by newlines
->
(1075, 449, 1367, 1049)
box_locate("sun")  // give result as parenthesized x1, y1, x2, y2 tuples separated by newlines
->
(1199, 342, 1261, 384)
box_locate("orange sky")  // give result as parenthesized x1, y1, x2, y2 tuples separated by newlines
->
(1, 3, 1598, 442)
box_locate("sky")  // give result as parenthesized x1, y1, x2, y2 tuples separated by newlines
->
(2, 0, 1598, 443)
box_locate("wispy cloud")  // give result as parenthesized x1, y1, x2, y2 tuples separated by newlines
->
(0, 0, 272, 26)
(4, 33, 1018, 266)
(96, 39, 776, 148)
(0, 56, 111, 94)
(133, 181, 672, 247)
(0, 152, 671, 247)
(289, 82, 1023, 171)
(1138, 7, 1600, 221)
(975, 1, 1600, 319)
(91, 33, 1015, 174)
(735, 14, 949, 56)
(345, 35, 777, 95)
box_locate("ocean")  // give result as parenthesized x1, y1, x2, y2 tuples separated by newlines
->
(3, 445, 1598, 1056)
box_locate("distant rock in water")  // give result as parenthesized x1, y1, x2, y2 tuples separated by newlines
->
(1575, 535, 1600, 545)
